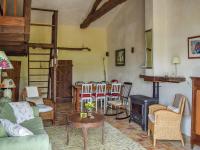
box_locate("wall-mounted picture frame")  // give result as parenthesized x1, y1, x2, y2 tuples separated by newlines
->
(188, 35, 200, 59)
(115, 49, 125, 66)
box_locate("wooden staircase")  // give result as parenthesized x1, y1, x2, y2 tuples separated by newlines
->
(0, 0, 31, 56)
(28, 8, 58, 100)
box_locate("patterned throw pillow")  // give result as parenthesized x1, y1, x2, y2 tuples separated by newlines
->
(9, 102, 34, 124)
(0, 119, 33, 137)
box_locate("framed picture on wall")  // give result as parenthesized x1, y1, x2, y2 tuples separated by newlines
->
(115, 49, 125, 66)
(188, 35, 200, 59)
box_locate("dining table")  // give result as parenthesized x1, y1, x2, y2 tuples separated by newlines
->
(72, 84, 112, 112)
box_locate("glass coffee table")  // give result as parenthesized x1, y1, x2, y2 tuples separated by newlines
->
(66, 112, 104, 150)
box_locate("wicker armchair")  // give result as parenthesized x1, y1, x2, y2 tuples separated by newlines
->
(22, 87, 55, 124)
(148, 94, 186, 146)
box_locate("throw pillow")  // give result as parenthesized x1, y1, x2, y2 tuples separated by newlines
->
(167, 105, 179, 113)
(0, 119, 33, 137)
(26, 97, 44, 105)
(0, 124, 8, 138)
(9, 102, 34, 124)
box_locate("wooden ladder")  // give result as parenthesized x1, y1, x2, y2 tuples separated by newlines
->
(28, 8, 58, 100)
(28, 50, 51, 98)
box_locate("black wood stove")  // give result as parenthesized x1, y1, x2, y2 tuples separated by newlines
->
(129, 95, 158, 131)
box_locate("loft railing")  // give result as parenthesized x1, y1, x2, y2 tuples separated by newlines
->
(1, 0, 18, 16)
(0, 4, 3, 16)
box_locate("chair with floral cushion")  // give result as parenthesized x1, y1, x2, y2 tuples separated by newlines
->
(22, 86, 55, 124)
(148, 94, 186, 146)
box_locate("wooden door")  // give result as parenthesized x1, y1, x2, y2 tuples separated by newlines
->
(191, 77, 200, 147)
(56, 60, 72, 103)
(3, 61, 21, 101)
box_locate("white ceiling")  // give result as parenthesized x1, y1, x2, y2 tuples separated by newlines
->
(30, 0, 125, 28)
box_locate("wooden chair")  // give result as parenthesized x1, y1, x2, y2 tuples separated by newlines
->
(148, 94, 186, 146)
(22, 86, 55, 124)
(94, 83, 107, 113)
(105, 82, 132, 119)
(80, 83, 94, 112)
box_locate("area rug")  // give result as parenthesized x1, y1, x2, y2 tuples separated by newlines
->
(45, 122, 146, 150)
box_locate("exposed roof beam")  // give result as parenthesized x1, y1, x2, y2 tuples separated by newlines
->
(80, 0, 127, 29)
(88, 0, 102, 15)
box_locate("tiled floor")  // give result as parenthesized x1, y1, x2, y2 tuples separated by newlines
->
(54, 102, 191, 150)
(106, 116, 191, 150)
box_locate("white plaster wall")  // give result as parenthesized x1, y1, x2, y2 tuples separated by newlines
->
(145, 0, 153, 30)
(152, 0, 200, 136)
(107, 0, 152, 96)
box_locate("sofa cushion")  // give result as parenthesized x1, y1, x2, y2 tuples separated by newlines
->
(0, 132, 50, 150)
(0, 119, 33, 137)
(0, 124, 7, 138)
(20, 117, 44, 134)
(0, 102, 16, 123)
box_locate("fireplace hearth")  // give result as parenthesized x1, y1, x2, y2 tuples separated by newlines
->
(129, 95, 158, 131)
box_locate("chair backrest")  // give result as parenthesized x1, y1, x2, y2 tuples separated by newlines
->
(111, 83, 121, 94)
(25, 86, 40, 98)
(75, 81, 84, 85)
(173, 94, 186, 115)
(96, 83, 106, 94)
(122, 82, 132, 98)
(101, 81, 110, 85)
(81, 84, 93, 95)
(111, 79, 118, 83)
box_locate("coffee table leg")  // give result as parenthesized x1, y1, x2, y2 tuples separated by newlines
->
(102, 123, 104, 145)
(82, 128, 88, 150)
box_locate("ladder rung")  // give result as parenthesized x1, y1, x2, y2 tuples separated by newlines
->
(29, 53, 50, 55)
(29, 68, 49, 69)
(31, 23, 55, 27)
(41, 92, 48, 94)
(29, 81, 48, 82)
(31, 8, 57, 12)
(29, 60, 50, 62)
(29, 74, 49, 76)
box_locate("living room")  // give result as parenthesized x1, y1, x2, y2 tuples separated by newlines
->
(0, 0, 200, 150)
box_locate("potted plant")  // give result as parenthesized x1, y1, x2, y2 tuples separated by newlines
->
(85, 102, 95, 118)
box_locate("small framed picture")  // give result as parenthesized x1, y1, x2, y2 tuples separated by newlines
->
(115, 49, 125, 66)
(188, 36, 200, 59)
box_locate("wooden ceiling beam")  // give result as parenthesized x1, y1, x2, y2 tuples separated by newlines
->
(80, 0, 127, 28)
(88, 0, 102, 15)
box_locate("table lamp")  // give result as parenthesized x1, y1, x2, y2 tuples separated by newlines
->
(0, 51, 13, 83)
(2, 79, 16, 99)
(172, 56, 180, 77)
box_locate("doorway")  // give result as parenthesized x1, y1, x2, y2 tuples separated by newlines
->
(55, 60, 72, 125)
